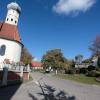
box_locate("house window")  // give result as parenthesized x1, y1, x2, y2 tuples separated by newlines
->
(0, 45, 6, 56)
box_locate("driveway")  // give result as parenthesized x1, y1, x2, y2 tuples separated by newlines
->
(0, 72, 100, 100)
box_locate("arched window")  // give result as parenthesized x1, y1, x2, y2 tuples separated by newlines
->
(15, 21, 17, 24)
(0, 45, 6, 56)
(11, 18, 13, 21)
(7, 18, 9, 21)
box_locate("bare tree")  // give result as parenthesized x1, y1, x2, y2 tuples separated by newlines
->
(89, 35, 100, 57)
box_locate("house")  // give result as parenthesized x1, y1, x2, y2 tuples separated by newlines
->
(75, 63, 90, 68)
(75, 56, 99, 68)
(31, 61, 43, 70)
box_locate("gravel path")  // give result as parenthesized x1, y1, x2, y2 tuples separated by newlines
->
(0, 72, 100, 100)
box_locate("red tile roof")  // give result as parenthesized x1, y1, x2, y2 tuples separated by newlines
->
(0, 22, 21, 42)
(31, 61, 43, 67)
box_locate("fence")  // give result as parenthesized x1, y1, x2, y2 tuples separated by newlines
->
(0, 64, 30, 87)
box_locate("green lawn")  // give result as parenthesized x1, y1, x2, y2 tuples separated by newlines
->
(55, 73, 100, 85)
(29, 74, 33, 81)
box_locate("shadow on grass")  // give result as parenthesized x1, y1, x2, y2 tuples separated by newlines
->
(28, 83, 76, 100)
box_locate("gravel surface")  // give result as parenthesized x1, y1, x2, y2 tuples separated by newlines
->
(0, 72, 100, 100)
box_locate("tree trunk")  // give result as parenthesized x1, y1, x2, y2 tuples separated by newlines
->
(56, 69, 58, 75)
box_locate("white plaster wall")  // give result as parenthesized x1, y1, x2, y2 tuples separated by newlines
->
(5, 9, 19, 25)
(0, 38, 22, 63)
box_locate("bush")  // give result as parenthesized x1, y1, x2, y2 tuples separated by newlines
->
(74, 68, 88, 74)
(87, 70, 100, 77)
(59, 69, 65, 74)
(88, 65, 96, 71)
(75, 69, 80, 74)
(65, 69, 76, 74)
(96, 76, 100, 82)
(80, 68, 88, 74)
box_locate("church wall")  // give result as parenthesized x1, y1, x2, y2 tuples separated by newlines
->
(0, 38, 22, 63)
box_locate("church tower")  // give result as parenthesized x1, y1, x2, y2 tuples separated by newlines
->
(0, 2, 23, 67)
(5, 2, 21, 25)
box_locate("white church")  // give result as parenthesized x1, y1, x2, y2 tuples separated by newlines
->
(0, 2, 23, 69)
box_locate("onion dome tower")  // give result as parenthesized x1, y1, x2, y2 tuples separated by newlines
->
(5, 2, 21, 25)
(0, 2, 23, 65)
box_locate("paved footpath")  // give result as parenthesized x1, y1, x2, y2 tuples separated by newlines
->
(0, 72, 100, 100)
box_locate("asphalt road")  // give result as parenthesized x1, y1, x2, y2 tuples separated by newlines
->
(0, 72, 100, 100)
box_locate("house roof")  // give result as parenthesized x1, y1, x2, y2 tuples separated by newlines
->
(31, 61, 43, 67)
(0, 22, 21, 42)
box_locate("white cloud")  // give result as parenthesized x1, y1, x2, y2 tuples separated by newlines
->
(33, 57, 38, 61)
(53, 0, 96, 16)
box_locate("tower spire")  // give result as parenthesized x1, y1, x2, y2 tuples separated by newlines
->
(5, 2, 21, 26)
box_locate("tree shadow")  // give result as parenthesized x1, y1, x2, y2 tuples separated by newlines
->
(29, 83, 76, 100)
(29, 92, 38, 100)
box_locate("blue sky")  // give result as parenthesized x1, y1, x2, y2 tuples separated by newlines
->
(0, 0, 100, 61)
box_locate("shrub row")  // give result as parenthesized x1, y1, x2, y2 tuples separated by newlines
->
(86, 70, 100, 77)
(65, 67, 100, 77)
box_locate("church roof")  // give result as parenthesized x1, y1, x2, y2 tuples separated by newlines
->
(0, 22, 21, 42)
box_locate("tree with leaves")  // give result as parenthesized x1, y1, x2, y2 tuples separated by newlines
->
(21, 47, 33, 65)
(41, 49, 69, 72)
